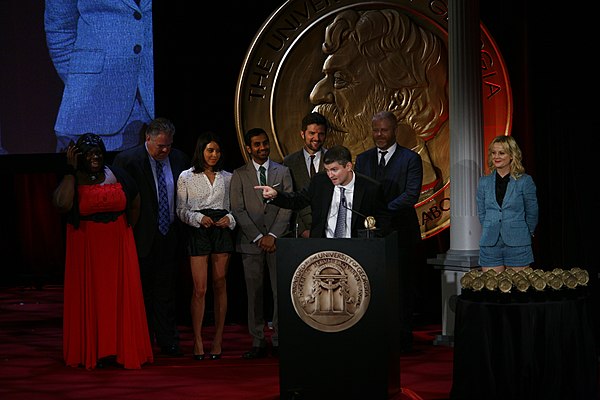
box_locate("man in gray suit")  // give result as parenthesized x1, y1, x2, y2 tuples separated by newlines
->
(282, 112, 328, 238)
(45, 0, 154, 152)
(230, 128, 293, 359)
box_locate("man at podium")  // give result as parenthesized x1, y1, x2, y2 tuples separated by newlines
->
(267, 147, 401, 399)
(255, 144, 390, 238)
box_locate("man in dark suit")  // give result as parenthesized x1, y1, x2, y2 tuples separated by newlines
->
(230, 128, 293, 359)
(113, 117, 190, 357)
(282, 112, 328, 238)
(255, 145, 389, 239)
(355, 110, 423, 352)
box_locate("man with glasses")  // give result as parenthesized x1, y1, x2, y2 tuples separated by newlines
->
(114, 117, 190, 357)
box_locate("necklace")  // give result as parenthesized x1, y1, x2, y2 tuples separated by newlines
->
(87, 168, 104, 182)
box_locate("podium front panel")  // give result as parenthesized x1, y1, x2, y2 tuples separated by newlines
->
(276, 234, 401, 400)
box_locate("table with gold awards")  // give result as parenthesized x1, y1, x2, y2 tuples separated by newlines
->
(451, 267, 597, 400)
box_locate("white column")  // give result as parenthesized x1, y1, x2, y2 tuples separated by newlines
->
(449, 0, 483, 252)
(428, 0, 484, 345)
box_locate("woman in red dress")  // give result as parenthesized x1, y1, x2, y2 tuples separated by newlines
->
(53, 133, 153, 370)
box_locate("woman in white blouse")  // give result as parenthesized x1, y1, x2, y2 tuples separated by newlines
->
(176, 132, 236, 360)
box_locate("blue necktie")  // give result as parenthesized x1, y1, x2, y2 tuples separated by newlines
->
(156, 161, 170, 235)
(334, 187, 347, 238)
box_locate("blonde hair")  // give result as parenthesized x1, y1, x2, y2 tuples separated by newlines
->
(487, 135, 525, 178)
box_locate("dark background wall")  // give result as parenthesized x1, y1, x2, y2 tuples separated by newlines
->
(0, 1, 597, 324)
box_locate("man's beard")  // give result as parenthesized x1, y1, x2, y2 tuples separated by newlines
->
(312, 85, 390, 155)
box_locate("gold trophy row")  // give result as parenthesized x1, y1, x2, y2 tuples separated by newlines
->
(460, 267, 590, 293)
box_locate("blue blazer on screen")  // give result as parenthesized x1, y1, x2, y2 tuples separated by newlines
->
(476, 172, 538, 247)
(45, 0, 154, 135)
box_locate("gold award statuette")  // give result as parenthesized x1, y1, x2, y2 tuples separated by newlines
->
(364, 216, 376, 230)
(235, 0, 511, 239)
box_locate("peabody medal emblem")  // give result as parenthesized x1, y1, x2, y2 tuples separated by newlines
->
(235, 0, 511, 240)
(290, 251, 370, 333)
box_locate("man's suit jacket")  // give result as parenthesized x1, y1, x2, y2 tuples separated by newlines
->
(45, 0, 154, 135)
(230, 160, 293, 254)
(355, 144, 422, 244)
(476, 172, 538, 247)
(271, 172, 390, 238)
(112, 144, 190, 257)
(282, 148, 326, 235)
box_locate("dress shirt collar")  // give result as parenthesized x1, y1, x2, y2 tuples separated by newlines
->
(252, 159, 270, 172)
(303, 148, 323, 162)
(378, 142, 397, 163)
(304, 148, 323, 174)
(336, 171, 356, 192)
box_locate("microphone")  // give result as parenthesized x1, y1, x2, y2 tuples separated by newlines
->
(341, 199, 377, 230)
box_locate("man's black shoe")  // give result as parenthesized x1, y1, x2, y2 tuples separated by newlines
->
(242, 346, 268, 359)
(160, 344, 184, 357)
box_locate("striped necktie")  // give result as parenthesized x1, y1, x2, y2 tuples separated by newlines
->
(156, 161, 170, 235)
(259, 165, 267, 186)
(334, 187, 347, 238)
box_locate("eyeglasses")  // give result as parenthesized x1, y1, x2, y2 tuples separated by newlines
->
(150, 139, 173, 150)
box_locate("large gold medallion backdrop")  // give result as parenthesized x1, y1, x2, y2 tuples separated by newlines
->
(235, 0, 511, 239)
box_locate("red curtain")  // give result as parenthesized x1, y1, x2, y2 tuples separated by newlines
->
(8, 173, 65, 282)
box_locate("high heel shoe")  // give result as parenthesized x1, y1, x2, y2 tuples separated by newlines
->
(208, 353, 221, 360)
(192, 354, 205, 361)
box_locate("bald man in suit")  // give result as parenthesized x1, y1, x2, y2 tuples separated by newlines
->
(355, 111, 423, 353)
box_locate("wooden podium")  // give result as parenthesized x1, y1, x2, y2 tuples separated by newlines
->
(276, 233, 400, 400)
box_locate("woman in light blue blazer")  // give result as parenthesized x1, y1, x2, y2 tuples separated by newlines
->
(477, 135, 538, 273)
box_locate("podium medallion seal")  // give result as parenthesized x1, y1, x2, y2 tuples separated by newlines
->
(290, 251, 370, 333)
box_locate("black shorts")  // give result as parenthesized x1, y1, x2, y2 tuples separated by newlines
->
(187, 225, 234, 256)
(186, 209, 234, 256)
